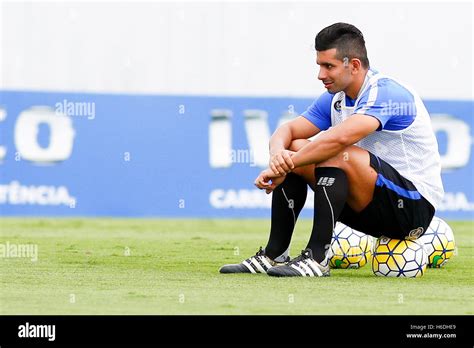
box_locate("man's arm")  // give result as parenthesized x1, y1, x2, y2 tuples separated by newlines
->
(269, 116, 321, 154)
(269, 116, 321, 174)
(290, 114, 380, 168)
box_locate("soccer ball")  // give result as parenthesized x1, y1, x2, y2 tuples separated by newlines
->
(418, 216, 456, 268)
(372, 237, 427, 278)
(328, 222, 373, 269)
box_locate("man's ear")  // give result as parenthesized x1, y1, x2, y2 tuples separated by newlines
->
(351, 58, 362, 74)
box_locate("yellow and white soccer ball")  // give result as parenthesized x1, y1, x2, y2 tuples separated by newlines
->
(372, 237, 427, 278)
(328, 222, 373, 269)
(418, 216, 456, 268)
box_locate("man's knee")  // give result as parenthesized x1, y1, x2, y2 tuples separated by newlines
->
(316, 146, 365, 169)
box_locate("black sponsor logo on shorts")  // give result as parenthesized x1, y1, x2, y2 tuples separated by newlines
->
(317, 177, 335, 187)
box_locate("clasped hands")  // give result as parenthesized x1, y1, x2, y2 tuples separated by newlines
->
(254, 150, 295, 194)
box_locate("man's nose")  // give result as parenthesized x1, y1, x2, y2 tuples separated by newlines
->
(318, 69, 325, 81)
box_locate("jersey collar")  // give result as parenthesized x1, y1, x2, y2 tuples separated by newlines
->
(356, 68, 376, 100)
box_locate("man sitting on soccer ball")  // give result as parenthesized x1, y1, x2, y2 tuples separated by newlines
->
(219, 22, 444, 277)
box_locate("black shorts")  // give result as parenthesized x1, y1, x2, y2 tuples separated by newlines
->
(338, 152, 435, 240)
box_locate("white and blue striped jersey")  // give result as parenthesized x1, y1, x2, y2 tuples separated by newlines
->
(302, 69, 444, 209)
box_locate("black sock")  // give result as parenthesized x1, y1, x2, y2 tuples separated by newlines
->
(307, 167, 348, 263)
(265, 173, 308, 260)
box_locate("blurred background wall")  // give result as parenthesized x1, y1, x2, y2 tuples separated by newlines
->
(0, 1, 472, 219)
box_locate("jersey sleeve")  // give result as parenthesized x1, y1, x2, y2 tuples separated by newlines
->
(354, 78, 416, 131)
(301, 92, 332, 131)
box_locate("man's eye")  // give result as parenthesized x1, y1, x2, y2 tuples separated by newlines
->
(327, 65, 333, 69)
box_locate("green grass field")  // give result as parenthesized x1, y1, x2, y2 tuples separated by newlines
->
(0, 218, 472, 315)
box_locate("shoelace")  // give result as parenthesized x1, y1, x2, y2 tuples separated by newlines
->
(246, 247, 266, 263)
(254, 246, 265, 257)
(245, 247, 272, 272)
(288, 249, 312, 265)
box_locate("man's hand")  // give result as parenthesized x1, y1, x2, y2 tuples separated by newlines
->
(269, 150, 295, 176)
(254, 169, 286, 194)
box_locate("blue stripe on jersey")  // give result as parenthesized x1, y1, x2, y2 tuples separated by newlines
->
(346, 95, 356, 107)
(301, 91, 332, 131)
(355, 78, 416, 131)
(376, 174, 421, 200)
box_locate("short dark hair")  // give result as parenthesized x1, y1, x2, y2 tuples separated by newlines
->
(315, 23, 370, 69)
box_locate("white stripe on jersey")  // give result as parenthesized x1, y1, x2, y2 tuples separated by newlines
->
(358, 79, 379, 114)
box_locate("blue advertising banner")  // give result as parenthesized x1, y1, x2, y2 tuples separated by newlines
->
(0, 91, 472, 219)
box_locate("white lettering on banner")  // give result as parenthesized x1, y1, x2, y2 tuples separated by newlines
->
(210, 189, 314, 209)
(209, 112, 472, 171)
(243, 110, 271, 167)
(209, 109, 297, 168)
(14, 106, 75, 163)
(437, 192, 474, 211)
(210, 189, 474, 213)
(431, 114, 471, 170)
(210, 189, 271, 208)
(0, 108, 7, 162)
(0, 181, 76, 206)
(209, 110, 233, 168)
